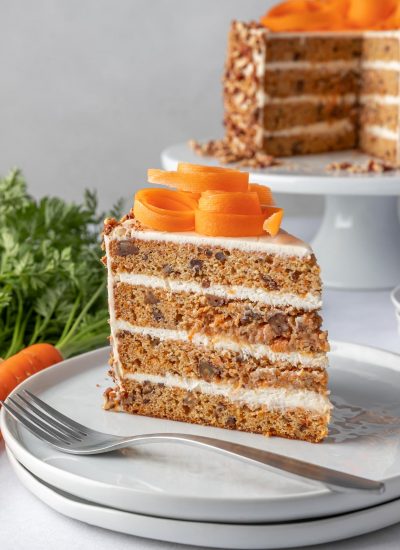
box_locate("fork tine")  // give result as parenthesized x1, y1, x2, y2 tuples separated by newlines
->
(23, 390, 89, 435)
(8, 397, 74, 444)
(15, 393, 82, 441)
(1, 400, 69, 447)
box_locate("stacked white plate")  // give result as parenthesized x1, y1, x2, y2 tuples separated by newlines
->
(2, 344, 400, 549)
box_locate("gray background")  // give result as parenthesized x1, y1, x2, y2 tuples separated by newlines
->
(0, 0, 323, 215)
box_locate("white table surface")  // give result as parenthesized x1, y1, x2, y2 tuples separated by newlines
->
(1, 217, 400, 550)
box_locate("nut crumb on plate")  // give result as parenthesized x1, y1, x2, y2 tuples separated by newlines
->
(189, 139, 282, 170)
(326, 159, 395, 174)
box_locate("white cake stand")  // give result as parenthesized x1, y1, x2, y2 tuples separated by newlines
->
(162, 143, 400, 290)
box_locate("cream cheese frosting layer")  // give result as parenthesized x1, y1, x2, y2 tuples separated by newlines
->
(264, 93, 357, 105)
(364, 125, 398, 140)
(264, 60, 359, 71)
(264, 119, 353, 138)
(263, 55, 400, 75)
(265, 60, 400, 74)
(265, 30, 400, 40)
(267, 31, 362, 39)
(363, 30, 400, 38)
(265, 94, 400, 106)
(113, 320, 328, 369)
(362, 60, 400, 72)
(124, 372, 331, 415)
(109, 225, 312, 258)
(360, 94, 400, 106)
(115, 273, 321, 310)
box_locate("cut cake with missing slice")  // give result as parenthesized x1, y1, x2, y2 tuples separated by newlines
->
(222, 23, 400, 165)
(102, 214, 331, 443)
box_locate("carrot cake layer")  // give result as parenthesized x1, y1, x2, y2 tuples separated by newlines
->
(116, 332, 328, 393)
(112, 284, 328, 354)
(106, 218, 322, 299)
(263, 96, 356, 132)
(104, 380, 330, 442)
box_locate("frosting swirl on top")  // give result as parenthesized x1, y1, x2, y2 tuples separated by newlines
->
(261, 0, 400, 32)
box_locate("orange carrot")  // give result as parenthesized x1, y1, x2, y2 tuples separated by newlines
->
(134, 188, 197, 232)
(267, 0, 320, 17)
(348, 0, 396, 28)
(260, 0, 398, 31)
(196, 190, 268, 237)
(195, 210, 267, 237)
(177, 162, 240, 174)
(263, 208, 284, 237)
(198, 191, 262, 215)
(248, 184, 276, 206)
(147, 168, 249, 193)
(383, 4, 400, 28)
(261, 9, 344, 31)
(182, 191, 201, 201)
(0, 343, 63, 401)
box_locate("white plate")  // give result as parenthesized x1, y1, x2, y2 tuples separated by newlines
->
(7, 447, 400, 550)
(2, 342, 400, 524)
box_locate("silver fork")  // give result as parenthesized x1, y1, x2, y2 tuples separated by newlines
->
(1, 390, 385, 495)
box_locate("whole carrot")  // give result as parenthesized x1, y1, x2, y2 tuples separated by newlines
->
(0, 344, 63, 401)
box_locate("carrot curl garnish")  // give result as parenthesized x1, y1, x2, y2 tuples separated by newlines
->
(135, 163, 284, 237)
(263, 208, 284, 237)
(195, 210, 267, 237)
(249, 183, 276, 206)
(261, 0, 400, 31)
(134, 189, 197, 232)
(147, 168, 249, 193)
(198, 191, 262, 215)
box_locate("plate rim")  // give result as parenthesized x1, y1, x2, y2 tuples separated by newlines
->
(7, 446, 400, 550)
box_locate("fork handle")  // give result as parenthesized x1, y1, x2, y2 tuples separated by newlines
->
(119, 433, 384, 494)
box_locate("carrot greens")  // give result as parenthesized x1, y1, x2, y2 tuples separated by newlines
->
(0, 169, 122, 359)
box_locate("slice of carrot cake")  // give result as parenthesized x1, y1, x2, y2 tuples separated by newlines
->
(102, 164, 330, 442)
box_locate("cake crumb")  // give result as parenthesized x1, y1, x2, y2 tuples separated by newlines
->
(326, 159, 395, 174)
(189, 139, 282, 169)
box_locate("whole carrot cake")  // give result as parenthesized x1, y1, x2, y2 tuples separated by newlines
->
(102, 164, 330, 442)
(195, 0, 400, 166)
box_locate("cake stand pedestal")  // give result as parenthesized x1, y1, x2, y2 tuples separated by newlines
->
(162, 144, 400, 290)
